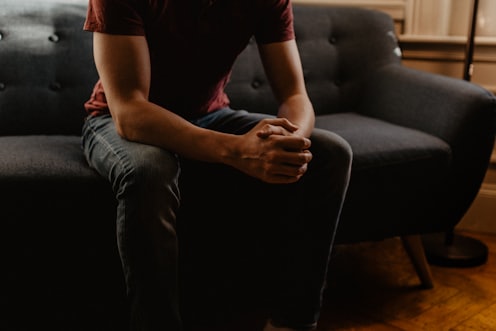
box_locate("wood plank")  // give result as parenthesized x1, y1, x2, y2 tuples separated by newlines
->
(193, 231, 496, 331)
(453, 302, 496, 330)
(314, 231, 496, 331)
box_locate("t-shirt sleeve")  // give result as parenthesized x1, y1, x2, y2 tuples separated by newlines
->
(254, 0, 295, 44)
(84, 0, 146, 36)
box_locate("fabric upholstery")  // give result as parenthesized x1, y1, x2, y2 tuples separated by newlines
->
(0, 136, 96, 183)
(0, 1, 96, 135)
(316, 112, 451, 171)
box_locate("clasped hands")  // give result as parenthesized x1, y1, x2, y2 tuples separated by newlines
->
(232, 117, 312, 184)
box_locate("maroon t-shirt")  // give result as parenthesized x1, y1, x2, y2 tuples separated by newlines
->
(83, 0, 295, 119)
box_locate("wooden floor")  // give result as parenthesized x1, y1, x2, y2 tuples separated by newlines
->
(193, 230, 496, 331)
(5, 231, 495, 331)
(316, 230, 496, 331)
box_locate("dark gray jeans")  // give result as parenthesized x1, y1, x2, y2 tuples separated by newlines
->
(81, 108, 352, 331)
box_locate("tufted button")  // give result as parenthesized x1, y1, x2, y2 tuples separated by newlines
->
(251, 80, 262, 89)
(49, 82, 62, 91)
(0, 82, 5, 91)
(329, 36, 337, 44)
(48, 33, 60, 43)
(334, 79, 342, 87)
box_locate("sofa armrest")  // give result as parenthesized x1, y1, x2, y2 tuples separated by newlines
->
(359, 64, 496, 219)
(359, 64, 496, 147)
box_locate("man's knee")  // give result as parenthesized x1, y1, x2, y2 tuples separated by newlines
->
(117, 143, 180, 202)
(310, 128, 352, 174)
(134, 147, 179, 185)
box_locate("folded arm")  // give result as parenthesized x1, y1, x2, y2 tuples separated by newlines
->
(258, 39, 315, 138)
(92, 32, 235, 164)
(92, 33, 312, 183)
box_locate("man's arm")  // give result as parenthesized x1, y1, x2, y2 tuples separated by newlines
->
(92, 32, 235, 164)
(92, 32, 311, 183)
(258, 39, 315, 138)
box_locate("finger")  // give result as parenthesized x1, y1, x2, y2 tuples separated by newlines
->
(271, 135, 311, 151)
(267, 117, 299, 132)
(256, 124, 292, 138)
(257, 118, 299, 137)
(280, 150, 312, 167)
(268, 162, 309, 179)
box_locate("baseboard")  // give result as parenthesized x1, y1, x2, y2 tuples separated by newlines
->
(458, 185, 496, 235)
(458, 164, 496, 235)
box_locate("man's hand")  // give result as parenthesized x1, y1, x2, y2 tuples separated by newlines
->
(229, 118, 312, 184)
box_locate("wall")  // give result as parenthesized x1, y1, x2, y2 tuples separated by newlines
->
(293, 0, 496, 92)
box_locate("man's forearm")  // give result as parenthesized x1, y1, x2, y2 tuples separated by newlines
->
(277, 93, 315, 138)
(110, 99, 238, 164)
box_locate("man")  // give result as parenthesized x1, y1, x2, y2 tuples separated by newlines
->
(82, 0, 352, 330)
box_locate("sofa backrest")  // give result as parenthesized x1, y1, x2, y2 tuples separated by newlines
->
(0, 1, 400, 136)
(226, 4, 401, 116)
(0, 0, 96, 136)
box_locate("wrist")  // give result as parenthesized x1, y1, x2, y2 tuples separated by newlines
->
(213, 132, 241, 166)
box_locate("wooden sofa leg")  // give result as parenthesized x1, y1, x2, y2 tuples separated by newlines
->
(401, 235, 434, 289)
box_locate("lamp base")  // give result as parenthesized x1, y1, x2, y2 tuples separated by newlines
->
(421, 232, 488, 267)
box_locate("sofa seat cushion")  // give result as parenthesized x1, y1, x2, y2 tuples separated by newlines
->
(316, 112, 452, 171)
(0, 135, 96, 183)
(0, 135, 124, 329)
(0, 134, 118, 278)
(316, 112, 453, 242)
(0, 135, 112, 204)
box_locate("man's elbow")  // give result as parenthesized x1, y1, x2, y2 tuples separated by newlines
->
(109, 108, 138, 141)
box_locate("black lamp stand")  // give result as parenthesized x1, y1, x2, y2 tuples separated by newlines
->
(422, 0, 489, 268)
(464, 0, 481, 82)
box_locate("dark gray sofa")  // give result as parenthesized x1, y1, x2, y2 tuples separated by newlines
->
(1, 1, 495, 330)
